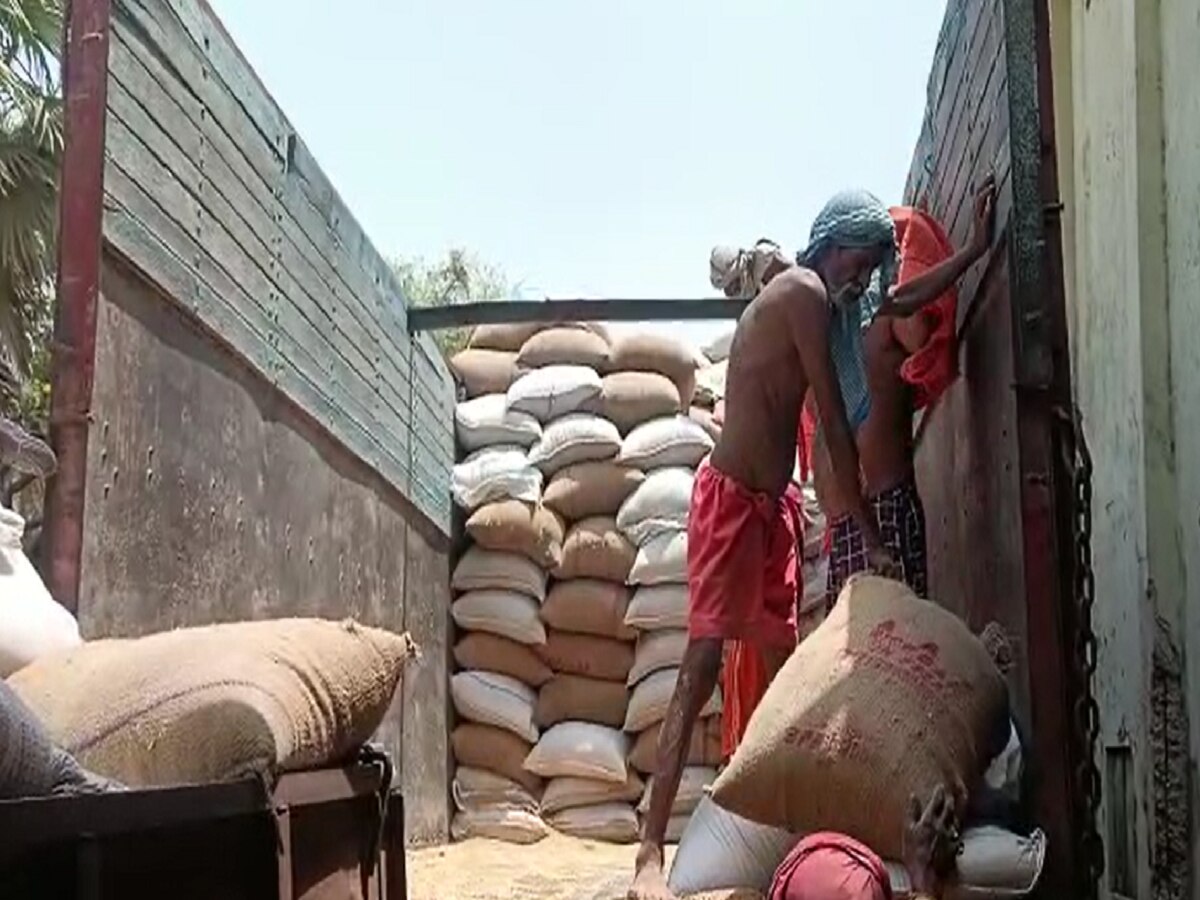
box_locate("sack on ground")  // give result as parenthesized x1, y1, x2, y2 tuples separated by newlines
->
(506, 366, 602, 423)
(451, 806, 551, 845)
(524, 722, 630, 784)
(628, 629, 688, 685)
(638, 765, 715, 817)
(625, 584, 689, 631)
(547, 802, 639, 844)
(618, 416, 715, 471)
(1, 508, 82, 678)
(601, 372, 682, 434)
(452, 547, 548, 601)
(543, 461, 644, 520)
(541, 579, 636, 641)
(528, 414, 621, 475)
(617, 467, 694, 545)
(556, 516, 637, 583)
(453, 765, 539, 813)
(610, 334, 700, 401)
(469, 323, 545, 353)
(451, 671, 539, 743)
(625, 667, 722, 733)
(517, 327, 611, 371)
(451, 723, 543, 794)
(455, 394, 542, 452)
(9, 619, 415, 787)
(452, 446, 542, 511)
(629, 716, 722, 773)
(540, 771, 644, 816)
(667, 796, 796, 896)
(466, 500, 565, 569)
(950, 826, 1047, 899)
(452, 591, 547, 646)
(709, 575, 1008, 859)
(536, 674, 629, 729)
(536, 630, 634, 683)
(627, 530, 688, 586)
(449, 349, 519, 398)
(454, 633, 553, 687)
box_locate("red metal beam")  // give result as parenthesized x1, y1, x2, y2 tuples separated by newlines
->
(42, 0, 112, 612)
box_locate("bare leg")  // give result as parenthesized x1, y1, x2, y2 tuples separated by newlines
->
(628, 636, 723, 900)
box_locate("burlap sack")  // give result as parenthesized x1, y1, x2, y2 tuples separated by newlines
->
(469, 323, 545, 352)
(709, 575, 1008, 858)
(628, 629, 688, 685)
(452, 547, 547, 601)
(628, 530, 688, 586)
(624, 584, 689, 631)
(528, 414, 621, 476)
(556, 516, 637, 583)
(618, 415, 715, 471)
(451, 671, 539, 743)
(466, 500, 566, 569)
(629, 716, 722, 774)
(455, 394, 542, 452)
(616, 467, 694, 545)
(542, 579, 637, 641)
(451, 590, 547, 646)
(451, 806, 550, 844)
(506, 366, 602, 423)
(453, 765, 539, 813)
(452, 723, 543, 794)
(535, 675, 629, 729)
(449, 349, 518, 398)
(540, 771, 644, 816)
(625, 668, 722, 733)
(517, 327, 612, 371)
(452, 446, 543, 512)
(610, 334, 700, 399)
(543, 461, 644, 521)
(601, 372, 682, 434)
(9, 619, 415, 787)
(547, 802, 639, 844)
(454, 633, 553, 687)
(536, 630, 635, 683)
(524, 722, 630, 783)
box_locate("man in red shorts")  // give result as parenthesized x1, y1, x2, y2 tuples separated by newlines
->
(629, 190, 902, 900)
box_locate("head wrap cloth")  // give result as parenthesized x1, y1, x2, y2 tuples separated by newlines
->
(797, 190, 897, 432)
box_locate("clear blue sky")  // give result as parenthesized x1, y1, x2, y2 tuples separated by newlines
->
(209, 0, 948, 347)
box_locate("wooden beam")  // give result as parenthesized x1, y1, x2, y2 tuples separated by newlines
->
(406, 298, 752, 332)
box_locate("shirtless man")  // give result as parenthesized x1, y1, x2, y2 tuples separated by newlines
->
(629, 190, 902, 900)
(814, 177, 996, 602)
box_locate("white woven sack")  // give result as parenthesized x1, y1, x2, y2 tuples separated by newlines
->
(625, 667, 721, 733)
(547, 802, 639, 843)
(451, 590, 547, 646)
(452, 547, 547, 601)
(540, 772, 644, 816)
(627, 529, 688, 586)
(506, 366, 602, 423)
(452, 766, 538, 813)
(455, 394, 542, 452)
(616, 467, 694, 546)
(638, 766, 715, 816)
(451, 806, 550, 845)
(451, 671, 539, 743)
(617, 416, 714, 471)
(452, 446, 542, 511)
(523, 722, 629, 784)
(624, 584, 689, 632)
(628, 630, 688, 685)
(527, 414, 620, 476)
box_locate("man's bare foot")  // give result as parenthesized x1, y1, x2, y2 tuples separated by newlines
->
(628, 844, 676, 900)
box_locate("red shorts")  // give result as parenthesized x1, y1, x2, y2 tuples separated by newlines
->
(687, 462, 799, 649)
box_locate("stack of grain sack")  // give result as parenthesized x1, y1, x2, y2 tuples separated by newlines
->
(447, 323, 723, 845)
(795, 480, 829, 641)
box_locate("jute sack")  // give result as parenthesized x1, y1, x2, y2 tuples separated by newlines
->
(536, 675, 629, 729)
(625, 584, 689, 631)
(466, 500, 566, 569)
(455, 394, 542, 452)
(601, 372, 682, 434)
(453, 765, 539, 813)
(527, 414, 621, 476)
(524, 722, 630, 784)
(540, 771, 644, 816)
(452, 446, 543, 511)
(629, 715, 722, 773)
(709, 575, 1008, 859)
(469, 323, 545, 352)
(543, 461, 644, 520)
(628, 629, 688, 685)
(9, 619, 416, 786)
(451, 806, 551, 845)
(617, 416, 715, 471)
(541, 579, 637, 641)
(547, 802, 639, 844)
(451, 723, 543, 794)
(625, 667, 723, 733)
(556, 516, 637, 583)
(616, 467, 694, 546)
(451, 671, 539, 743)
(506, 366, 602, 423)
(628, 530, 688, 586)
(517, 327, 612, 371)
(452, 547, 547, 601)
(454, 633, 553, 687)
(610, 334, 701, 401)
(449, 349, 519, 398)
(536, 630, 635, 683)
(638, 765, 716, 817)
(451, 590, 547, 646)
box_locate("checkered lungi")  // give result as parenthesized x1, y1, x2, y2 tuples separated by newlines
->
(825, 477, 928, 609)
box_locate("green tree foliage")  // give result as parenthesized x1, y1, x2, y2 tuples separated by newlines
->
(391, 248, 511, 357)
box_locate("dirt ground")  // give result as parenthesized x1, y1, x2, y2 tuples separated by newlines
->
(406, 835, 763, 900)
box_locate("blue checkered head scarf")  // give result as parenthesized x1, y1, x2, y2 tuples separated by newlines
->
(797, 190, 897, 432)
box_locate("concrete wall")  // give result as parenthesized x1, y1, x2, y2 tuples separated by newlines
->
(1050, 0, 1198, 895)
